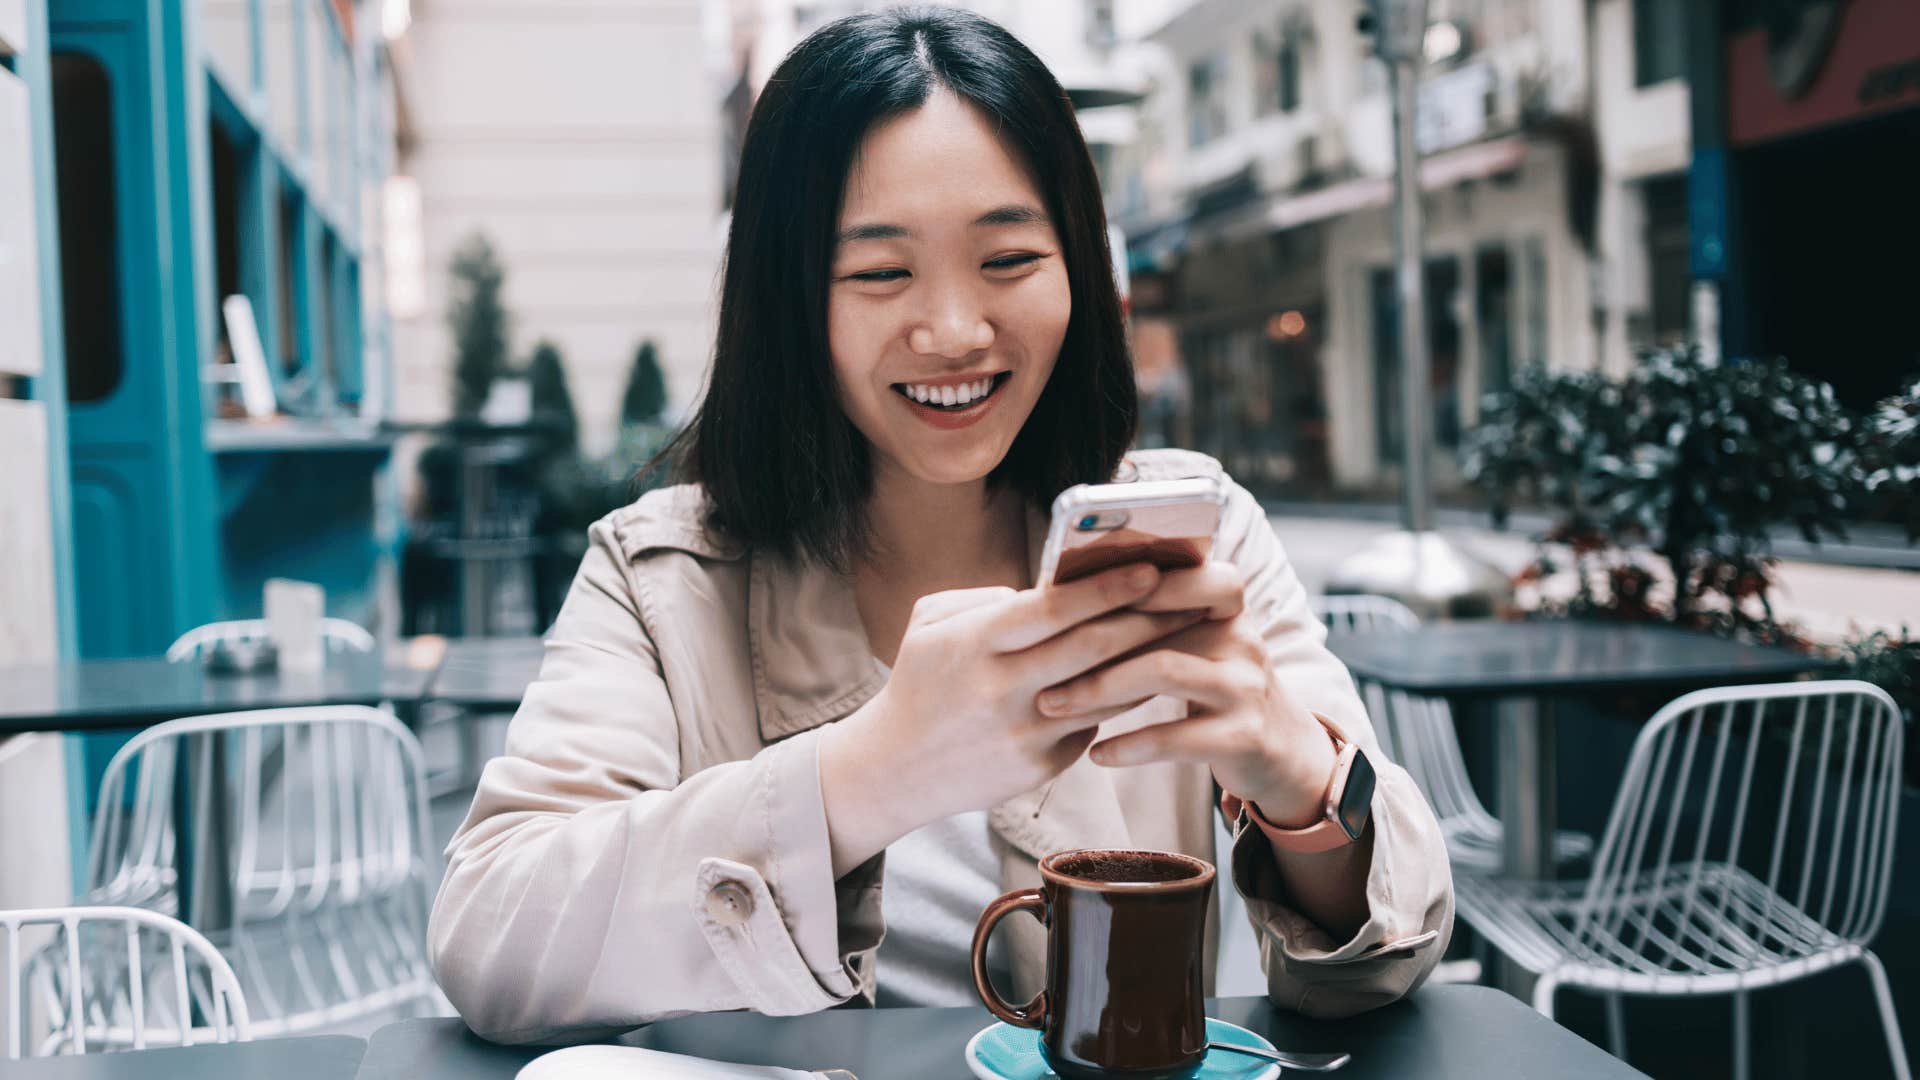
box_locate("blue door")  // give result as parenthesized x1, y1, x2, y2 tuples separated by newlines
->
(49, 0, 221, 661)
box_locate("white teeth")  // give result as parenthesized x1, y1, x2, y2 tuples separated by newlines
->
(898, 375, 1000, 407)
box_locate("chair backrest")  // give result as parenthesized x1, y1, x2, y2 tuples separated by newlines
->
(1317, 594, 1422, 633)
(1579, 680, 1905, 955)
(85, 706, 434, 930)
(2, 905, 250, 1057)
(165, 619, 376, 663)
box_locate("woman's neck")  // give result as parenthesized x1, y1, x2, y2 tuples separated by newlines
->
(853, 463, 1031, 665)
(859, 464, 1030, 588)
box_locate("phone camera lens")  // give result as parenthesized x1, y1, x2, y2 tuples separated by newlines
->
(1077, 515, 1099, 530)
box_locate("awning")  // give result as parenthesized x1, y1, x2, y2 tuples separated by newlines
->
(1191, 134, 1532, 246)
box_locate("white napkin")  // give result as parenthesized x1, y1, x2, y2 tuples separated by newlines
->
(517, 1044, 830, 1080)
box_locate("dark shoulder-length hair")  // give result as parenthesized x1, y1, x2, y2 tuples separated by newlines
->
(659, 5, 1137, 571)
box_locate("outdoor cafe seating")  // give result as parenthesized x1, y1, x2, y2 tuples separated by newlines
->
(0, 604, 1909, 1079)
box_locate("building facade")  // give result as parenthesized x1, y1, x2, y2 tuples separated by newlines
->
(1116, 0, 1705, 496)
(389, 0, 724, 453)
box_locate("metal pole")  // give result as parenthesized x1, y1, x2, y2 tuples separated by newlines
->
(1387, 52, 1433, 533)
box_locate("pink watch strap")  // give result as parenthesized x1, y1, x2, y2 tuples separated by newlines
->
(1219, 715, 1361, 854)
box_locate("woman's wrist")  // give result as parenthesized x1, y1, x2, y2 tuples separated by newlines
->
(818, 693, 936, 877)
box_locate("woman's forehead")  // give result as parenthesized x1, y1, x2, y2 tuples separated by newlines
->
(839, 90, 1049, 226)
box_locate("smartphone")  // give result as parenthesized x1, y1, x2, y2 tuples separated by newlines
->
(1037, 476, 1226, 587)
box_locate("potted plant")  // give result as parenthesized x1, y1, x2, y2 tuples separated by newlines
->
(1461, 346, 1863, 646)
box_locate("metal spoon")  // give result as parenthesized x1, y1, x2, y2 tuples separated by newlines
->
(1206, 1042, 1351, 1071)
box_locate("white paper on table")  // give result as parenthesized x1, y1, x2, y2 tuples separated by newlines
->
(517, 1044, 830, 1080)
(264, 578, 326, 672)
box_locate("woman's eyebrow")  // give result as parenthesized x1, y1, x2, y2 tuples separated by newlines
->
(973, 204, 1048, 228)
(835, 204, 1049, 246)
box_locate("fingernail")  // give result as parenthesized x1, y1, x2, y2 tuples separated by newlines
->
(1039, 690, 1069, 713)
(1127, 566, 1157, 590)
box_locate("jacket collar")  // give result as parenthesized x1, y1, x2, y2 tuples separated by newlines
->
(746, 501, 1130, 859)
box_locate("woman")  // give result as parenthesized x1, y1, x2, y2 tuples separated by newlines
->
(429, 7, 1452, 1044)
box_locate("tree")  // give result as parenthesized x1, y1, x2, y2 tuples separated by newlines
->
(525, 340, 578, 457)
(448, 234, 509, 417)
(620, 340, 668, 427)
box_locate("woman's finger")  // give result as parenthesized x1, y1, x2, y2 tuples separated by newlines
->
(1129, 561, 1246, 621)
(909, 586, 1018, 627)
(1086, 713, 1257, 769)
(1013, 608, 1202, 690)
(981, 564, 1163, 652)
(1036, 648, 1251, 718)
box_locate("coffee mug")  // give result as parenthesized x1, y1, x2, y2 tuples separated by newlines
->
(970, 848, 1216, 1080)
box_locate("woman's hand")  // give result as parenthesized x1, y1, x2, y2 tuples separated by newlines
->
(1033, 563, 1339, 829)
(819, 564, 1200, 877)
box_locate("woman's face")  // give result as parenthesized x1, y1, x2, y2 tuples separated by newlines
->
(828, 88, 1071, 488)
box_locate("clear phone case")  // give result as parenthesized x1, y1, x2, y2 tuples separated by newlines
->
(1038, 476, 1226, 586)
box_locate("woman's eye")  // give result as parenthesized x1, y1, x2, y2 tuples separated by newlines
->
(984, 253, 1042, 271)
(849, 268, 910, 283)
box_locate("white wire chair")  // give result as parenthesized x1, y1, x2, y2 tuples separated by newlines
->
(3, 905, 250, 1058)
(165, 619, 376, 663)
(1456, 681, 1910, 1080)
(67, 706, 443, 1040)
(1315, 594, 1593, 871)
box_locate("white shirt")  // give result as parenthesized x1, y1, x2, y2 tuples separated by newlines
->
(874, 810, 1011, 1007)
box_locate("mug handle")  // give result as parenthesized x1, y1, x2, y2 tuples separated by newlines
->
(971, 888, 1048, 1029)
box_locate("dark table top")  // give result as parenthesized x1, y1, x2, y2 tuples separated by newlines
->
(423, 636, 545, 709)
(0, 646, 441, 735)
(1326, 620, 1839, 698)
(352, 988, 1646, 1080)
(0, 1035, 365, 1079)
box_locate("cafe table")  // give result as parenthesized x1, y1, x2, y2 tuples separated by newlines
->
(0, 1035, 365, 1079)
(349, 987, 1647, 1079)
(420, 636, 545, 710)
(0, 644, 441, 737)
(1325, 620, 1839, 882)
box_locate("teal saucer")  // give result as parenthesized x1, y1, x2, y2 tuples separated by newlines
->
(965, 1017, 1281, 1080)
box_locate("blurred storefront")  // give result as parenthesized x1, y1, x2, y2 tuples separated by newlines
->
(1721, 0, 1920, 410)
(1122, 0, 1613, 498)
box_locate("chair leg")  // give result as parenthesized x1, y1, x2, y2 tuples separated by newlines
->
(1859, 952, 1914, 1080)
(1531, 972, 1560, 1020)
(1733, 990, 1750, 1080)
(1604, 993, 1627, 1060)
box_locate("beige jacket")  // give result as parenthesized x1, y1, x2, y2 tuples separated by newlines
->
(429, 449, 1453, 1045)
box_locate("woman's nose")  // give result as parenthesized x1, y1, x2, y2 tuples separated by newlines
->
(908, 283, 994, 358)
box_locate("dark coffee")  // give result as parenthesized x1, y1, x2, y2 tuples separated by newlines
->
(972, 848, 1215, 1080)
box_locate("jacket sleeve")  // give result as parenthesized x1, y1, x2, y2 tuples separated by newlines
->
(1215, 478, 1455, 1018)
(427, 521, 883, 1044)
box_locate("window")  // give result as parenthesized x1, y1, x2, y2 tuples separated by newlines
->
(1633, 0, 1687, 87)
(1254, 28, 1301, 115)
(1523, 236, 1547, 367)
(1371, 256, 1464, 464)
(276, 188, 302, 375)
(209, 118, 244, 355)
(1187, 54, 1227, 148)
(1475, 245, 1513, 398)
(1643, 175, 1690, 346)
(50, 51, 125, 405)
(1087, 0, 1116, 49)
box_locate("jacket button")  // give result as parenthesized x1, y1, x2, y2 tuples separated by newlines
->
(705, 881, 754, 927)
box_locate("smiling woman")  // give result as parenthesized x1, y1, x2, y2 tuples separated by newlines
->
(658, 9, 1134, 572)
(428, 5, 1452, 1046)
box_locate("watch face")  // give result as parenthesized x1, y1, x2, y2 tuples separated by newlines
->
(1337, 748, 1377, 841)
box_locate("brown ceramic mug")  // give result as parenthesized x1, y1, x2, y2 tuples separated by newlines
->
(970, 848, 1216, 1080)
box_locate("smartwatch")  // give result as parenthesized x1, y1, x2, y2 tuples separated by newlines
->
(1256, 715, 1376, 854)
